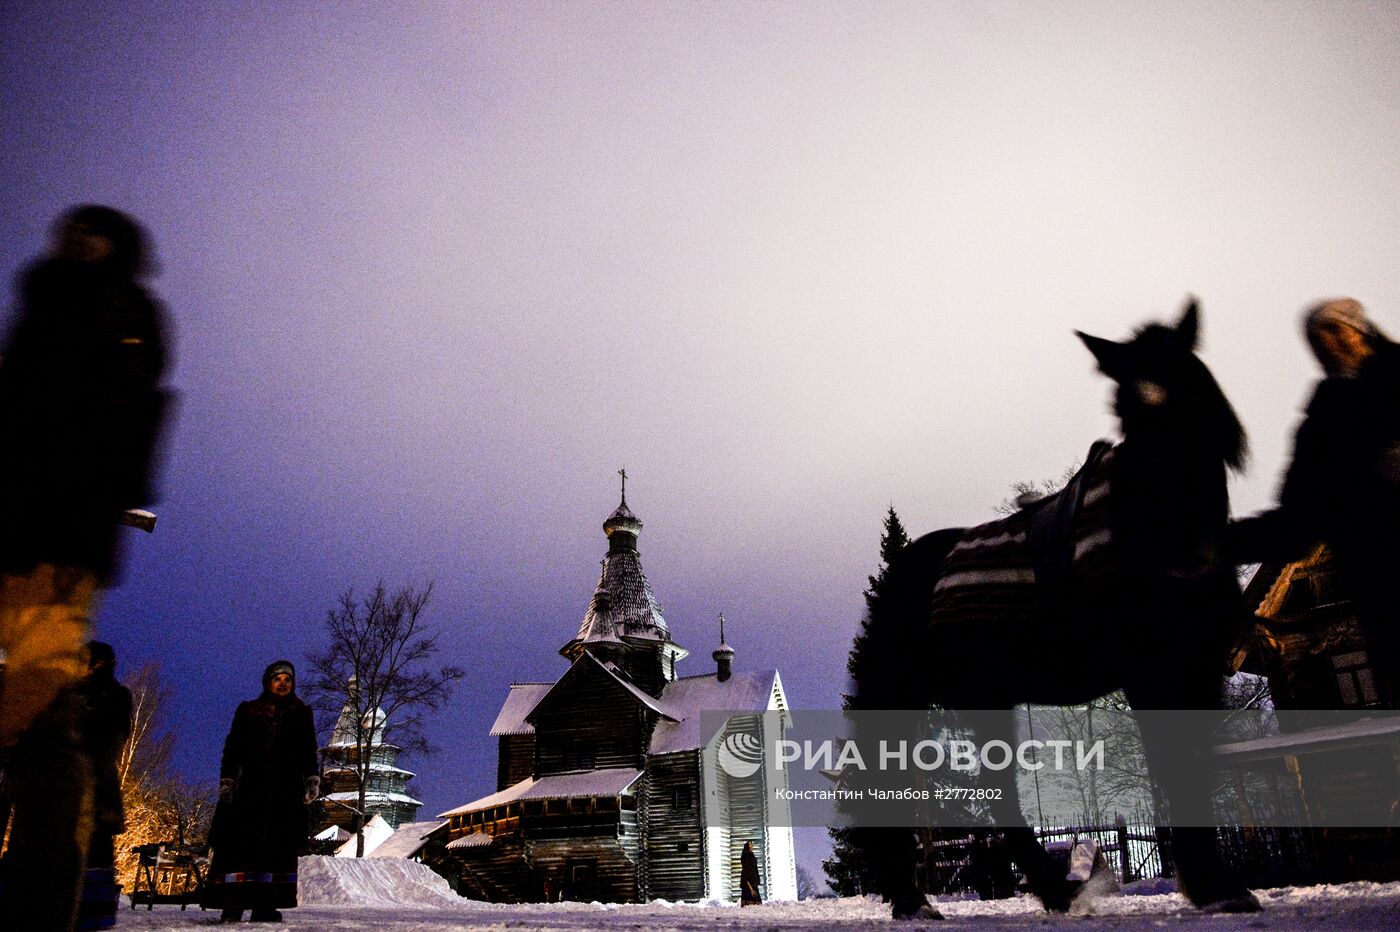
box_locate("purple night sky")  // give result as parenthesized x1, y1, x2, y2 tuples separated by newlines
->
(4, 2, 1400, 877)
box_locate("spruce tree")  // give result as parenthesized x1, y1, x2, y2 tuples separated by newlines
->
(826, 506, 910, 896)
(843, 505, 910, 709)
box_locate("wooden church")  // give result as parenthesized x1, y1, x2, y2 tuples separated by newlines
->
(1217, 545, 1400, 880)
(1236, 545, 1390, 723)
(313, 683, 425, 837)
(438, 485, 797, 903)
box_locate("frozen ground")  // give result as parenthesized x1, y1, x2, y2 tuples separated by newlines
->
(109, 855, 1400, 930)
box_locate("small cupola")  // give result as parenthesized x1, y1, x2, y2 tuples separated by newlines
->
(713, 612, 735, 683)
(604, 470, 642, 553)
(604, 500, 642, 553)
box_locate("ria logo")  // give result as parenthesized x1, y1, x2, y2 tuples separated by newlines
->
(717, 729, 764, 778)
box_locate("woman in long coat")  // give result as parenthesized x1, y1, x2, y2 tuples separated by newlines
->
(203, 661, 319, 923)
(740, 840, 763, 906)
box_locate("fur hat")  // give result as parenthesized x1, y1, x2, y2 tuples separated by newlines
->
(87, 641, 116, 667)
(1304, 298, 1383, 375)
(1305, 297, 1373, 338)
(262, 659, 295, 692)
(55, 204, 152, 277)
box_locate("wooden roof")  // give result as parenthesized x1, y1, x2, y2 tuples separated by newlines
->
(524, 652, 679, 726)
(488, 683, 552, 736)
(438, 767, 644, 818)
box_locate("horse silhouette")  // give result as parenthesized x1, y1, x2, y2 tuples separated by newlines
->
(849, 300, 1260, 918)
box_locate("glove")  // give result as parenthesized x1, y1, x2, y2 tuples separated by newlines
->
(219, 777, 237, 802)
(303, 775, 321, 805)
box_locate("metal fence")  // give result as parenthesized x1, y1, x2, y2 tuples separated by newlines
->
(918, 812, 1348, 897)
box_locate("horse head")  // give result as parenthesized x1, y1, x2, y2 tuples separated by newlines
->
(1076, 299, 1246, 472)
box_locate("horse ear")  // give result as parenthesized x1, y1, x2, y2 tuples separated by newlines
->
(1076, 331, 1126, 377)
(1175, 298, 1200, 349)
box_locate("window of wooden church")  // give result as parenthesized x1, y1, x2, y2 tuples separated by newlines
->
(1311, 570, 1343, 606)
(1332, 651, 1379, 706)
(1281, 578, 1314, 615)
(673, 786, 692, 809)
(562, 744, 596, 771)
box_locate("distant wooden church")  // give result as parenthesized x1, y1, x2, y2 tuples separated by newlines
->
(1218, 547, 1400, 881)
(314, 683, 425, 836)
(438, 488, 797, 903)
(1236, 545, 1390, 722)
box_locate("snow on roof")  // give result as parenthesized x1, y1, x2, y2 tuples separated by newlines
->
(327, 697, 388, 749)
(324, 790, 423, 807)
(366, 820, 446, 859)
(438, 778, 532, 818)
(1214, 714, 1400, 764)
(488, 683, 552, 736)
(526, 653, 678, 726)
(313, 825, 353, 843)
(323, 763, 416, 778)
(519, 767, 643, 800)
(594, 658, 679, 720)
(437, 768, 644, 818)
(567, 503, 672, 647)
(649, 669, 786, 755)
(334, 814, 395, 857)
(446, 832, 494, 850)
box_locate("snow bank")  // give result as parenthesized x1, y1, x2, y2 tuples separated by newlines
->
(297, 854, 468, 909)
(102, 878, 1400, 930)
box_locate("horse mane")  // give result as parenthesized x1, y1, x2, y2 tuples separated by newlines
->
(1190, 356, 1247, 472)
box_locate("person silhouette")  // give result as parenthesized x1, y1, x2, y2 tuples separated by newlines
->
(0, 205, 170, 932)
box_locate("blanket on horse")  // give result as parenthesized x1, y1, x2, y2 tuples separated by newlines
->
(929, 442, 1115, 630)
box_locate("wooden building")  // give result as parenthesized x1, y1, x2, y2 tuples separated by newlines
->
(314, 683, 424, 835)
(438, 492, 797, 903)
(1237, 545, 1389, 724)
(1218, 547, 1400, 881)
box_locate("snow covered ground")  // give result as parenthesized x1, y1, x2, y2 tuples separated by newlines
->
(109, 855, 1400, 930)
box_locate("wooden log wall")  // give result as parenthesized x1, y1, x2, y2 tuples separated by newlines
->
(498, 734, 535, 790)
(523, 832, 641, 903)
(644, 751, 706, 901)
(724, 714, 769, 899)
(532, 663, 651, 775)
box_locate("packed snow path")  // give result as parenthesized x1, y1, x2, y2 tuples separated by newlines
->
(109, 855, 1400, 930)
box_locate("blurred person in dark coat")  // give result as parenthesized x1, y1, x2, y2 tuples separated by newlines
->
(72, 641, 131, 931)
(1231, 298, 1400, 704)
(0, 205, 170, 932)
(74, 641, 132, 867)
(740, 840, 762, 906)
(203, 661, 319, 924)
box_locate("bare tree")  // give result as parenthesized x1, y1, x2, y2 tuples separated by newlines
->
(304, 581, 464, 856)
(795, 863, 824, 900)
(113, 663, 215, 891)
(994, 463, 1081, 517)
(118, 663, 172, 792)
(1022, 695, 1155, 828)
